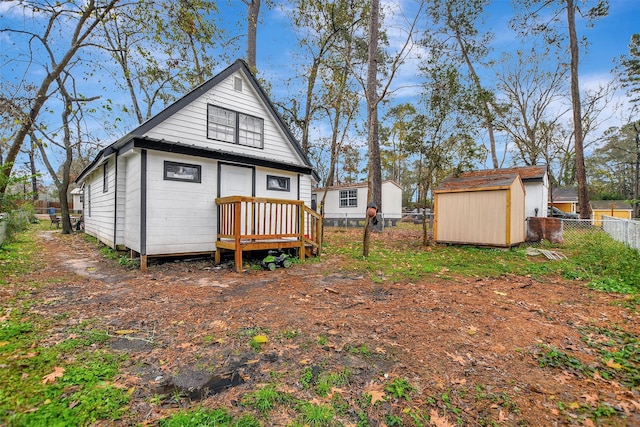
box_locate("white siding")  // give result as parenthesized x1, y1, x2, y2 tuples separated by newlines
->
(144, 152, 217, 255)
(115, 155, 127, 247)
(124, 152, 141, 252)
(298, 174, 312, 208)
(143, 71, 305, 167)
(255, 168, 300, 201)
(381, 182, 403, 219)
(84, 158, 116, 248)
(524, 178, 549, 218)
(313, 182, 403, 219)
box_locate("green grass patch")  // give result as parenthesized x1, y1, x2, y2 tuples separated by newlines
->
(323, 225, 640, 294)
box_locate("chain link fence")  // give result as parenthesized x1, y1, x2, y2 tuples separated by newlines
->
(528, 217, 640, 253)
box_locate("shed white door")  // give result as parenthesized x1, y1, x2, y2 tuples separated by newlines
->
(219, 164, 254, 197)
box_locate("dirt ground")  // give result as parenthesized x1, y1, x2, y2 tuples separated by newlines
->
(8, 228, 640, 426)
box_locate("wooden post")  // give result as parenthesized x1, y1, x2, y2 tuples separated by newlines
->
(234, 200, 242, 272)
(363, 216, 370, 257)
(299, 203, 305, 261)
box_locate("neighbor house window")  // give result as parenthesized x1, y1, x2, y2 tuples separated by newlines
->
(339, 189, 357, 207)
(103, 162, 108, 192)
(207, 104, 264, 149)
(164, 161, 201, 183)
(267, 175, 290, 191)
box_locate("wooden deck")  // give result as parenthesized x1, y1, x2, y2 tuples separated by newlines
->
(215, 196, 323, 271)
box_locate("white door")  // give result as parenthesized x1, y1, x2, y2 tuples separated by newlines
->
(219, 164, 254, 236)
(219, 164, 254, 197)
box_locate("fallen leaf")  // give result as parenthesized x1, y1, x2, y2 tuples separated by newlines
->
(467, 325, 477, 336)
(0, 341, 9, 347)
(494, 290, 507, 296)
(582, 418, 596, 427)
(581, 393, 598, 405)
(42, 366, 65, 384)
(370, 390, 386, 405)
(114, 329, 138, 335)
(430, 409, 455, 427)
(445, 352, 465, 366)
(605, 359, 623, 370)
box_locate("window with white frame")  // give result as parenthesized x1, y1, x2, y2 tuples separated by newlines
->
(207, 104, 264, 149)
(339, 189, 357, 208)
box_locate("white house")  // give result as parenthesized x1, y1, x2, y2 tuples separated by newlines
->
(70, 187, 83, 213)
(312, 180, 403, 226)
(76, 60, 319, 270)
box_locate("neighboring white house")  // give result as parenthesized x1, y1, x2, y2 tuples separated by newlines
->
(312, 180, 403, 226)
(70, 187, 83, 213)
(76, 59, 318, 268)
(448, 166, 549, 219)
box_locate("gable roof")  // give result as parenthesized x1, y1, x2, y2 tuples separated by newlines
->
(77, 59, 316, 183)
(434, 173, 522, 193)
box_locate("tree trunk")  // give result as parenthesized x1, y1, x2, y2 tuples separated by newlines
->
(455, 31, 499, 169)
(566, 0, 591, 219)
(246, 0, 260, 71)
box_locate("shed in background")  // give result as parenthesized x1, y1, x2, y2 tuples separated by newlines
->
(434, 173, 526, 247)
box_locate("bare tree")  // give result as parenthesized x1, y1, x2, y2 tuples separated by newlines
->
(0, 0, 119, 195)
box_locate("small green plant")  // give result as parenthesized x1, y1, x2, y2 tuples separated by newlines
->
(241, 384, 286, 414)
(345, 343, 372, 357)
(300, 366, 315, 389)
(249, 334, 268, 351)
(536, 344, 593, 376)
(316, 334, 328, 346)
(278, 329, 299, 340)
(385, 414, 403, 426)
(158, 407, 232, 426)
(296, 401, 336, 426)
(384, 377, 415, 400)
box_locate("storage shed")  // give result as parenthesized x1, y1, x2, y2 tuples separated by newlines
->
(434, 173, 526, 247)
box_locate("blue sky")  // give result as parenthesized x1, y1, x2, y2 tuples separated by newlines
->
(1, 0, 639, 181)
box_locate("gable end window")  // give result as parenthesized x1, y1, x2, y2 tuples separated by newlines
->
(339, 189, 357, 208)
(267, 175, 290, 192)
(207, 104, 264, 149)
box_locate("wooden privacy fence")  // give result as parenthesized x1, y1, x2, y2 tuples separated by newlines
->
(215, 196, 323, 271)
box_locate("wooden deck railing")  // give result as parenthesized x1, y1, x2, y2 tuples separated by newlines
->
(215, 196, 323, 271)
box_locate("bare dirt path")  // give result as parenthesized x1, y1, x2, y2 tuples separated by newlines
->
(11, 229, 640, 426)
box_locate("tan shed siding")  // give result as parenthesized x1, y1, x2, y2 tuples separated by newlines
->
(143, 71, 303, 166)
(508, 180, 526, 245)
(436, 190, 508, 245)
(84, 160, 116, 248)
(144, 152, 217, 255)
(123, 152, 141, 252)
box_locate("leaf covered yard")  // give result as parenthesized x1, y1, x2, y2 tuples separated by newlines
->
(1, 223, 640, 426)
